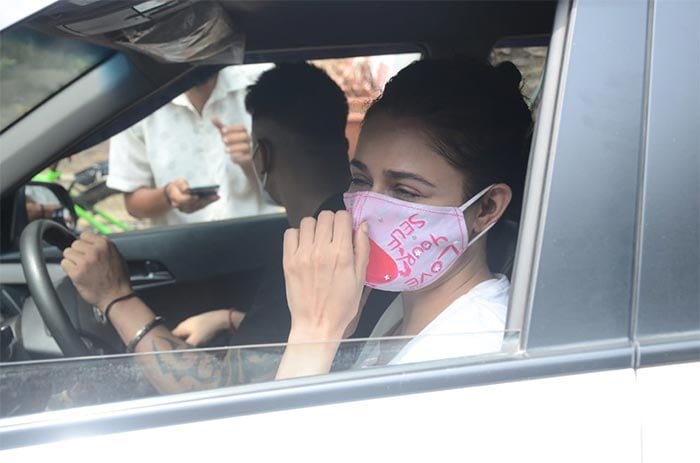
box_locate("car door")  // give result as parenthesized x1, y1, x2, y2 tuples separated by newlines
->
(1, 1, 697, 461)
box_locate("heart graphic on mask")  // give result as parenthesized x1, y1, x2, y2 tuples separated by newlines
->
(365, 237, 399, 285)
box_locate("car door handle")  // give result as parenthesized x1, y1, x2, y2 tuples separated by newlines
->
(129, 270, 174, 286)
(127, 260, 174, 287)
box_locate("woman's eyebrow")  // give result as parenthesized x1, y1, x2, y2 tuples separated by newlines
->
(384, 169, 437, 188)
(350, 159, 369, 172)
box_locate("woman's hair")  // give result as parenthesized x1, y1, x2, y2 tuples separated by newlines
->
(363, 58, 532, 221)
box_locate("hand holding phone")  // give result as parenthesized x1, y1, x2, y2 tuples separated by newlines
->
(188, 185, 220, 197)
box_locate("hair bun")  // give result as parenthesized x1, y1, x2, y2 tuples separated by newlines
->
(495, 61, 522, 91)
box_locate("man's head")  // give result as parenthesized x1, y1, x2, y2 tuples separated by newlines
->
(245, 62, 350, 206)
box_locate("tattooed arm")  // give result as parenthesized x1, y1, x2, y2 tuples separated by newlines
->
(61, 232, 278, 394)
(103, 296, 279, 394)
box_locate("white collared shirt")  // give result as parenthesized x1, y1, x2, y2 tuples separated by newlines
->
(107, 64, 280, 226)
(356, 274, 510, 367)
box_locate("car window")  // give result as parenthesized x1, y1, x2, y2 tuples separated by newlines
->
(23, 53, 420, 234)
(490, 44, 547, 115)
(1, 42, 545, 421)
(0, 26, 112, 133)
(0, 330, 518, 417)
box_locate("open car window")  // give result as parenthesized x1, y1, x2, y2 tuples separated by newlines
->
(22, 52, 420, 234)
(490, 44, 547, 114)
(0, 330, 519, 417)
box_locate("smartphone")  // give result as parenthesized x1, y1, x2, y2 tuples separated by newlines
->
(188, 185, 219, 197)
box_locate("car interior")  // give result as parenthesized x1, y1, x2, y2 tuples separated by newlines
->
(0, 1, 557, 415)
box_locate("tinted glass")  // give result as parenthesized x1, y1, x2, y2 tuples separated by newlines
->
(526, 1, 648, 347)
(635, 0, 700, 336)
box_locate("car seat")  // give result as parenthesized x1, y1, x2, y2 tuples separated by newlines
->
(487, 219, 520, 279)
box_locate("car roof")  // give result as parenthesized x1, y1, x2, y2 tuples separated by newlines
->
(21, 1, 555, 61)
(0, 1, 555, 196)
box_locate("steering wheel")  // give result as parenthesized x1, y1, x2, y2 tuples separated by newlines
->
(19, 219, 90, 357)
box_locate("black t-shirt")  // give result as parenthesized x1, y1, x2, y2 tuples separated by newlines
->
(229, 193, 396, 346)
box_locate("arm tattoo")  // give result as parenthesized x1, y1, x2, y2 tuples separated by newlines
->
(146, 336, 280, 393)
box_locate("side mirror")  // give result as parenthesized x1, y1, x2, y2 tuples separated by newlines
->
(13, 182, 78, 246)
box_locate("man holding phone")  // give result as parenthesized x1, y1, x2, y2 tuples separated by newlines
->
(107, 64, 280, 226)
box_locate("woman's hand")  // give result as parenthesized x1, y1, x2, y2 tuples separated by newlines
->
(172, 309, 245, 347)
(282, 210, 370, 344)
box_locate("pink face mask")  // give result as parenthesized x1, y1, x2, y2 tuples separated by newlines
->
(343, 185, 495, 292)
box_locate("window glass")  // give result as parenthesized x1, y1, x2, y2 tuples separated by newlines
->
(0, 27, 112, 132)
(33, 52, 420, 234)
(0, 331, 518, 418)
(635, 0, 699, 337)
(489, 45, 547, 115)
(1, 47, 541, 422)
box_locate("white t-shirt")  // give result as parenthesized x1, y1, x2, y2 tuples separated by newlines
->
(107, 64, 280, 226)
(356, 274, 510, 367)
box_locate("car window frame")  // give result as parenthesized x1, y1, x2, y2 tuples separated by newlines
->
(0, 1, 574, 447)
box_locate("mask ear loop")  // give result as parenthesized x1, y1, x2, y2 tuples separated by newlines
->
(251, 142, 267, 196)
(459, 184, 497, 246)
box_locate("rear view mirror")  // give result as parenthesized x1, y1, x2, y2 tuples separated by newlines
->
(13, 182, 78, 245)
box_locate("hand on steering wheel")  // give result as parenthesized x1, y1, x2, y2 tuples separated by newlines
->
(61, 231, 132, 311)
(20, 220, 125, 356)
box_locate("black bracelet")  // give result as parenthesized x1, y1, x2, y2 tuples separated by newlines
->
(126, 316, 165, 353)
(104, 293, 136, 321)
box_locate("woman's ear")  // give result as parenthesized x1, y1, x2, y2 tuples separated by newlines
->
(475, 183, 512, 234)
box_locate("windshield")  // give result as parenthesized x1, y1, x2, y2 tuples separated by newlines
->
(0, 26, 112, 132)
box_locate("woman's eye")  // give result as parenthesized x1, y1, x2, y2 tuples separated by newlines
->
(350, 177, 370, 188)
(394, 188, 420, 200)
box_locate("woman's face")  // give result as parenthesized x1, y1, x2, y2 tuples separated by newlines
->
(349, 116, 466, 208)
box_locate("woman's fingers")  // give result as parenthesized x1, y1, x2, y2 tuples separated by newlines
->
(353, 222, 370, 282)
(298, 217, 316, 250)
(283, 228, 300, 269)
(286, 211, 366, 273)
(314, 211, 335, 245)
(332, 211, 353, 246)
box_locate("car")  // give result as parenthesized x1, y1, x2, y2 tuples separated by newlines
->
(0, 1, 698, 461)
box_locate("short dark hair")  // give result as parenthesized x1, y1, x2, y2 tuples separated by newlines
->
(245, 62, 349, 144)
(363, 59, 532, 220)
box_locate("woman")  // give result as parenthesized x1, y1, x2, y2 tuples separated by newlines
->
(276, 59, 531, 378)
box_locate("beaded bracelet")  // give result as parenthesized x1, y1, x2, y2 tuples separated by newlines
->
(126, 316, 165, 353)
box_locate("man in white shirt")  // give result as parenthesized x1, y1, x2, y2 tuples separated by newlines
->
(107, 64, 279, 226)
